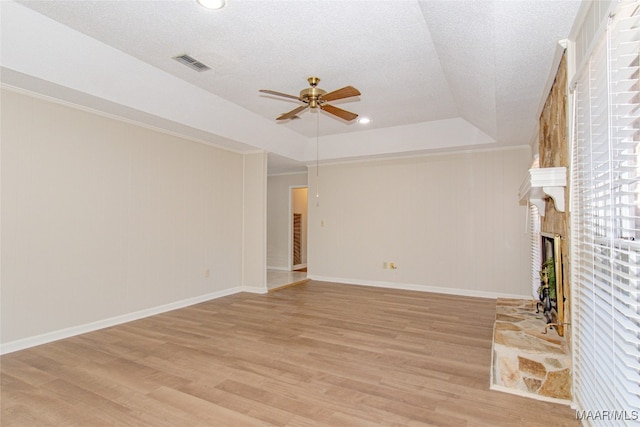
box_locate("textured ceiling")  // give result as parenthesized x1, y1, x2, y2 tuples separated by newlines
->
(2, 0, 582, 174)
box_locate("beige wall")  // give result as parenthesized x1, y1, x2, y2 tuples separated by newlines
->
(1, 88, 247, 348)
(266, 173, 307, 269)
(242, 151, 268, 292)
(308, 146, 532, 298)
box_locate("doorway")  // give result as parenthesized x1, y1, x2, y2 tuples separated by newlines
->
(290, 186, 308, 271)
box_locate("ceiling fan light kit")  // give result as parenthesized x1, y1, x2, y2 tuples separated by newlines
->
(260, 77, 361, 122)
(196, 0, 226, 10)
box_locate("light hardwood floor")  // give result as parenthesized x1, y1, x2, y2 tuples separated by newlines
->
(1, 281, 580, 426)
(267, 269, 308, 291)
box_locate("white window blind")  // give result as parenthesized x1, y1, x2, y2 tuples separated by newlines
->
(529, 203, 542, 299)
(571, 1, 640, 425)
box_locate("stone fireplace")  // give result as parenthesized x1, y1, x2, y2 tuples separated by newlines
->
(491, 53, 573, 404)
(489, 230, 571, 402)
(492, 174, 571, 403)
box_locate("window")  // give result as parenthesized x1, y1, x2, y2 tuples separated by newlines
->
(571, 1, 640, 424)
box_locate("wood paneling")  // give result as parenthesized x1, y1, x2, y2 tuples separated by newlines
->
(293, 213, 302, 266)
(307, 147, 532, 297)
(1, 88, 244, 343)
(1, 282, 579, 426)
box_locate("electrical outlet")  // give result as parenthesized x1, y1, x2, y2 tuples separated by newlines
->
(383, 261, 388, 269)
(204, 269, 210, 278)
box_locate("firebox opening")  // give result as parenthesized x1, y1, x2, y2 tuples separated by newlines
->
(537, 233, 565, 336)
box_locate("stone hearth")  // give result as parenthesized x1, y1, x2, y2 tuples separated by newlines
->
(490, 298, 571, 404)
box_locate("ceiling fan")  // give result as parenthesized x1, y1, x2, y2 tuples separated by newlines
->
(260, 77, 361, 121)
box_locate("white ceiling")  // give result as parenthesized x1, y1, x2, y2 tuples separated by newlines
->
(1, 0, 582, 174)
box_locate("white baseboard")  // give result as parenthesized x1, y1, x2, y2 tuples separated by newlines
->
(0, 287, 242, 355)
(1, 278, 529, 355)
(266, 266, 289, 271)
(306, 275, 531, 300)
(241, 285, 268, 294)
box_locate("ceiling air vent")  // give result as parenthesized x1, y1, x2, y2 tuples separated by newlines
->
(172, 54, 211, 72)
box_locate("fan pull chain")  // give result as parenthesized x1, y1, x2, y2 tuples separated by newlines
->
(316, 110, 320, 202)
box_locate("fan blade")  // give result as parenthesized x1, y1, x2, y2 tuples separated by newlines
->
(321, 86, 361, 102)
(259, 89, 301, 101)
(277, 105, 308, 120)
(320, 104, 358, 121)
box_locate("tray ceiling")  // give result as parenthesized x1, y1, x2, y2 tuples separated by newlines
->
(1, 0, 582, 173)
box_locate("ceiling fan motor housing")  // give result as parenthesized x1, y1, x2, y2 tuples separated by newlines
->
(300, 87, 327, 108)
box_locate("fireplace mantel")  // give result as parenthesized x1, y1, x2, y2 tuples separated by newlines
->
(518, 167, 567, 216)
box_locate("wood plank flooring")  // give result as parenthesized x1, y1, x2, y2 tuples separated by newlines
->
(1, 281, 580, 426)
